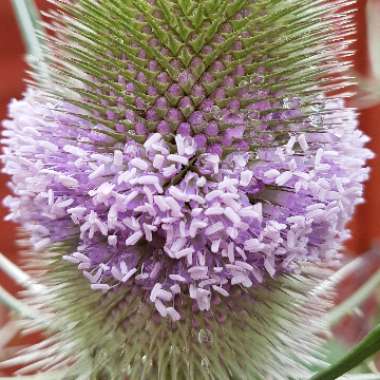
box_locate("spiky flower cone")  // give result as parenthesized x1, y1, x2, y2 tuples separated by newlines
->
(1, 0, 373, 379)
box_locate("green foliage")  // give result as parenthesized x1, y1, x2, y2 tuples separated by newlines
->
(311, 325, 380, 380)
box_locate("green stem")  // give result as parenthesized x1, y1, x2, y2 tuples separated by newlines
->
(344, 376, 380, 380)
(11, 0, 49, 80)
(0, 285, 36, 318)
(325, 268, 380, 327)
(12, 0, 43, 57)
(0, 252, 31, 286)
(310, 325, 380, 380)
(0, 252, 45, 293)
(313, 253, 373, 298)
(0, 370, 68, 380)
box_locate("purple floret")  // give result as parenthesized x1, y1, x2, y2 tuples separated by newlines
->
(2, 89, 372, 321)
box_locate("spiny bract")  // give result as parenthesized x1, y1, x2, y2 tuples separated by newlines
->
(1, 0, 372, 379)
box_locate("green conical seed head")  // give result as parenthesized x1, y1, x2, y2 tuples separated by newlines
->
(38, 0, 353, 153)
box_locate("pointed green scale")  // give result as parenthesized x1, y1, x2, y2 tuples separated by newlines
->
(178, 45, 193, 67)
(156, 0, 193, 41)
(38, 0, 354, 152)
(18, 250, 333, 380)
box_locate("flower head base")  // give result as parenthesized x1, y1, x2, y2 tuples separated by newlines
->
(4, 254, 334, 380)
(1, 0, 373, 378)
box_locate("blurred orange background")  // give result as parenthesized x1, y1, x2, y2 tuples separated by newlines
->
(0, 0, 379, 374)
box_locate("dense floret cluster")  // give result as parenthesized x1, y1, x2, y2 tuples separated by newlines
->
(2, 90, 372, 320)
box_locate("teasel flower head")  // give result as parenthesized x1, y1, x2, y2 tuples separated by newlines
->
(1, 0, 373, 379)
